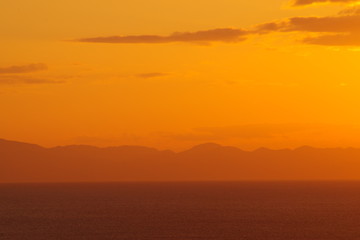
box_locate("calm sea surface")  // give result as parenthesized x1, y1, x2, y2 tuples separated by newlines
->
(1, 182, 360, 240)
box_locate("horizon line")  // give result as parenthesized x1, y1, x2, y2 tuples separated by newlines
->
(1, 137, 359, 153)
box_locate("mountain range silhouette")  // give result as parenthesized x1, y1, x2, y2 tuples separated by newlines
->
(1, 139, 360, 182)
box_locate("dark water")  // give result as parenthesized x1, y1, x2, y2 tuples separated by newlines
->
(1, 182, 360, 240)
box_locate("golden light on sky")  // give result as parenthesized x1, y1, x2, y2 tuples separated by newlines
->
(2, 0, 360, 150)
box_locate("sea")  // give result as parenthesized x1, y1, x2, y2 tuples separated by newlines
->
(1, 182, 360, 240)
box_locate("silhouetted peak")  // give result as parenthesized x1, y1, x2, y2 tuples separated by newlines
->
(181, 143, 245, 156)
(295, 145, 316, 152)
(188, 142, 224, 151)
(106, 145, 158, 151)
(52, 145, 100, 151)
(0, 138, 43, 151)
(4, 137, 360, 182)
(254, 147, 271, 153)
(160, 149, 176, 155)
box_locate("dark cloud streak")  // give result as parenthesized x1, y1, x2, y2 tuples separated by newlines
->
(136, 73, 168, 79)
(0, 76, 65, 85)
(256, 8, 360, 46)
(0, 63, 47, 74)
(77, 28, 249, 44)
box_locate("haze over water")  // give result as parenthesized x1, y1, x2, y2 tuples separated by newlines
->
(1, 182, 360, 240)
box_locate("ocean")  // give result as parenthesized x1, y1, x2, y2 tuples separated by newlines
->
(1, 182, 360, 240)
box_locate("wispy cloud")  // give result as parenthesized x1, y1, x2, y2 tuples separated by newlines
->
(75, 2, 360, 47)
(136, 73, 168, 79)
(292, 0, 359, 6)
(256, 7, 360, 46)
(76, 28, 249, 45)
(163, 124, 323, 142)
(195, 125, 305, 139)
(0, 63, 48, 74)
(303, 33, 360, 46)
(0, 76, 65, 85)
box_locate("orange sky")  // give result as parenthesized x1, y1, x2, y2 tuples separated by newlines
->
(2, 0, 360, 151)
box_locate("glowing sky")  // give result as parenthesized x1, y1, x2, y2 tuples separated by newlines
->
(2, 0, 360, 150)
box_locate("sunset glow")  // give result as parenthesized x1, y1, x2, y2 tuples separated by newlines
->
(2, 0, 360, 151)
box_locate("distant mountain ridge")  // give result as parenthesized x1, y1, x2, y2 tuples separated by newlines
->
(1, 138, 360, 182)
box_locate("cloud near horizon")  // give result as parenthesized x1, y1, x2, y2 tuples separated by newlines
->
(165, 124, 322, 142)
(0, 63, 48, 74)
(256, 7, 360, 46)
(76, 28, 249, 44)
